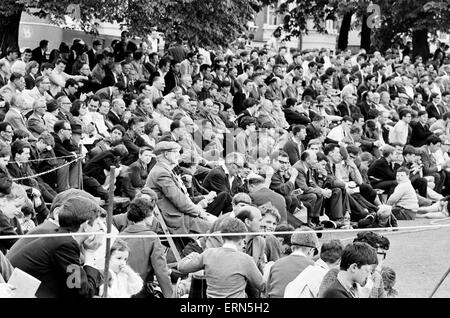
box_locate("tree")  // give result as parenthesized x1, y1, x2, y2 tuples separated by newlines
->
(0, 0, 271, 56)
(372, 0, 450, 62)
(126, 0, 269, 49)
(0, 0, 127, 55)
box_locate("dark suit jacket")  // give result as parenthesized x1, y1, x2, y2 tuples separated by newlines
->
(367, 157, 396, 183)
(24, 74, 36, 90)
(51, 133, 76, 160)
(305, 123, 323, 147)
(302, 85, 318, 100)
(122, 132, 152, 166)
(203, 166, 231, 194)
(128, 159, 153, 189)
(7, 228, 103, 298)
(426, 103, 446, 120)
(283, 108, 311, 126)
(232, 92, 247, 115)
(337, 101, 361, 117)
(106, 110, 122, 126)
(31, 47, 47, 66)
(87, 49, 97, 70)
(163, 70, 179, 95)
(270, 171, 295, 197)
(292, 161, 322, 195)
(0, 213, 21, 255)
(410, 122, 433, 147)
(283, 138, 303, 165)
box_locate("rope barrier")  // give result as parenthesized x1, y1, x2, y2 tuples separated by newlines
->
(11, 156, 83, 181)
(10, 155, 76, 164)
(1, 222, 450, 240)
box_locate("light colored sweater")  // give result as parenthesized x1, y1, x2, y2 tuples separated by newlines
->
(178, 245, 264, 298)
(387, 180, 419, 211)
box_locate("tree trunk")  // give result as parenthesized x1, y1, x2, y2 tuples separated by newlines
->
(337, 12, 353, 51)
(360, 14, 372, 52)
(0, 9, 22, 58)
(412, 28, 430, 63)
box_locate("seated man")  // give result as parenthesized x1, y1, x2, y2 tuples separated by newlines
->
(269, 150, 304, 228)
(367, 145, 399, 195)
(177, 157, 232, 217)
(7, 195, 104, 298)
(284, 239, 344, 298)
(293, 151, 327, 229)
(247, 172, 288, 225)
(266, 227, 319, 298)
(387, 167, 419, 220)
(7, 140, 55, 223)
(324, 144, 377, 221)
(145, 141, 214, 234)
(203, 152, 246, 197)
(31, 131, 70, 193)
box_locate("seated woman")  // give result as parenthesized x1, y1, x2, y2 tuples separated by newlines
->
(120, 196, 173, 298)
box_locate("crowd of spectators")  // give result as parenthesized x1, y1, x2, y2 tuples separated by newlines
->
(0, 30, 449, 297)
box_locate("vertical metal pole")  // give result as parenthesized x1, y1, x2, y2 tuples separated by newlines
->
(102, 166, 115, 298)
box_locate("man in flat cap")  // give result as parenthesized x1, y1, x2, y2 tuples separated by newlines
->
(145, 141, 214, 234)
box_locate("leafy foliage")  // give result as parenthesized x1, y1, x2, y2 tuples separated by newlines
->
(1, 0, 272, 49)
(126, 0, 265, 48)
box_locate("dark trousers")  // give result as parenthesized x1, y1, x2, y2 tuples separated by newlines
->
(392, 206, 416, 220)
(427, 171, 445, 194)
(359, 184, 378, 204)
(83, 175, 109, 201)
(206, 192, 233, 216)
(324, 187, 345, 221)
(297, 192, 323, 219)
(410, 175, 428, 197)
(37, 179, 57, 203)
(347, 194, 372, 221)
(194, 165, 211, 183)
(371, 180, 397, 196)
(283, 195, 304, 228)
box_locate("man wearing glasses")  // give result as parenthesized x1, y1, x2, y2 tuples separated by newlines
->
(203, 152, 246, 197)
(269, 150, 304, 228)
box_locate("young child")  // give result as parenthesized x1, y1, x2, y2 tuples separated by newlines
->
(99, 239, 143, 298)
(381, 266, 398, 298)
(19, 204, 36, 234)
